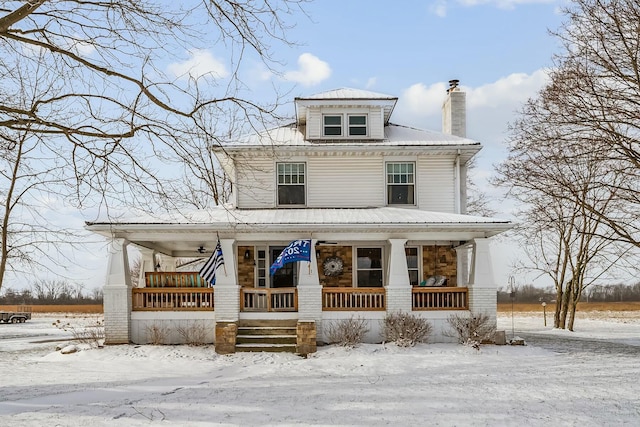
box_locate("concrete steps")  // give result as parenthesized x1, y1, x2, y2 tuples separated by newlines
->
(236, 319, 297, 353)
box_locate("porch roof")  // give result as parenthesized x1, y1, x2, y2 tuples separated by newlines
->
(86, 206, 512, 237)
(87, 207, 512, 256)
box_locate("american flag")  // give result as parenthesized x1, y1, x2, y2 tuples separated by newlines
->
(199, 239, 224, 286)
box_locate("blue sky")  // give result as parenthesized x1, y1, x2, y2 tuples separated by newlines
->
(4, 0, 568, 292)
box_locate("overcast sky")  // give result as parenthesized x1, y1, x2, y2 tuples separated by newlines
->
(4, 0, 568, 292)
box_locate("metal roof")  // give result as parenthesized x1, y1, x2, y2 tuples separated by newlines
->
(294, 88, 398, 125)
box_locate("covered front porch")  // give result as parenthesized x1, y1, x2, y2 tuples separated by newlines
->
(89, 207, 510, 351)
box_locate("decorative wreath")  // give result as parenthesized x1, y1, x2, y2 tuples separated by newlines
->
(322, 256, 344, 277)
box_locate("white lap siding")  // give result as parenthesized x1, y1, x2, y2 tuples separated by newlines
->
(417, 156, 456, 213)
(236, 156, 275, 208)
(307, 156, 384, 208)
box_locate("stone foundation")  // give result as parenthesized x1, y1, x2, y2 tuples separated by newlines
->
(215, 321, 238, 354)
(296, 321, 317, 355)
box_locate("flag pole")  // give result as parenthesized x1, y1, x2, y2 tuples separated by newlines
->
(217, 231, 228, 276)
(308, 234, 313, 275)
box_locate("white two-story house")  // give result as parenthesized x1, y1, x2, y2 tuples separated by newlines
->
(87, 83, 511, 354)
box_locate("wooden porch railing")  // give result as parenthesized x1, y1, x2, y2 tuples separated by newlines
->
(132, 288, 214, 311)
(241, 288, 298, 312)
(412, 287, 468, 310)
(145, 272, 206, 287)
(322, 287, 386, 311)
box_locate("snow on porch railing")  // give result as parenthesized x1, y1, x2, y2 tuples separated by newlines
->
(322, 287, 386, 311)
(241, 288, 298, 312)
(412, 287, 468, 310)
(132, 288, 214, 311)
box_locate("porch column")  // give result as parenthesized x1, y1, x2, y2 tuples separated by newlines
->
(468, 238, 497, 326)
(103, 238, 132, 344)
(214, 239, 239, 354)
(214, 238, 239, 322)
(297, 240, 322, 344)
(137, 247, 157, 288)
(386, 239, 412, 312)
(454, 244, 470, 287)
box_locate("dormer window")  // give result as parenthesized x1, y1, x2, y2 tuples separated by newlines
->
(323, 115, 342, 136)
(322, 113, 369, 138)
(348, 115, 367, 136)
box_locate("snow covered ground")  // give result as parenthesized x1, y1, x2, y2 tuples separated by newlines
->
(1, 312, 639, 426)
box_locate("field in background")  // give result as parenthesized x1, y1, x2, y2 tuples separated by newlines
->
(0, 304, 103, 313)
(2, 302, 639, 314)
(498, 301, 640, 312)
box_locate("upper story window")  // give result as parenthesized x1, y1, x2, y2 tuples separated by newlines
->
(348, 115, 367, 136)
(322, 113, 368, 137)
(277, 162, 306, 206)
(387, 162, 415, 205)
(323, 115, 342, 136)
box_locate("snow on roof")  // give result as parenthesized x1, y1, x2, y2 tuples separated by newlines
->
(222, 123, 480, 149)
(295, 88, 397, 101)
(87, 206, 511, 230)
(294, 88, 398, 125)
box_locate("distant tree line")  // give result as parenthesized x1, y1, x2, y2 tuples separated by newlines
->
(0, 280, 103, 305)
(498, 283, 640, 304)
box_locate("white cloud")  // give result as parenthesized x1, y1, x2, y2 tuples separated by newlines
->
(393, 69, 551, 205)
(466, 69, 550, 108)
(394, 70, 549, 131)
(283, 53, 331, 86)
(167, 49, 229, 81)
(430, 1, 449, 17)
(459, 0, 556, 8)
(430, 0, 557, 16)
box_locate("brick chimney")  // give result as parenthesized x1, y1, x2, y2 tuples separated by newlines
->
(442, 79, 466, 138)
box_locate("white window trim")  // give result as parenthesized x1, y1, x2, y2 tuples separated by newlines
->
(321, 113, 369, 138)
(385, 161, 416, 206)
(276, 162, 307, 207)
(323, 114, 342, 137)
(347, 114, 368, 137)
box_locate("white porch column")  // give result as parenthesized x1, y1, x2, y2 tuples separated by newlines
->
(137, 247, 157, 288)
(454, 245, 470, 287)
(468, 238, 497, 325)
(386, 239, 412, 312)
(214, 239, 239, 322)
(297, 240, 322, 339)
(103, 238, 132, 344)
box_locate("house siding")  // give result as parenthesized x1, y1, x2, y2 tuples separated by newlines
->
(236, 156, 274, 208)
(417, 156, 456, 212)
(307, 156, 384, 207)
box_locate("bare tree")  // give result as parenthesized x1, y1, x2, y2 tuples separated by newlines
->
(495, 91, 630, 330)
(495, 0, 640, 330)
(0, 1, 307, 292)
(542, 0, 640, 248)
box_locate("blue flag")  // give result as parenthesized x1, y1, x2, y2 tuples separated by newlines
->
(270, 239, 312, 276)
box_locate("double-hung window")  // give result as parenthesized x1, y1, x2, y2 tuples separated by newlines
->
(387, 162, 415, 205)
(356, 247, 383, 287)
(277, 162, 305, 206)
(348, 115, 367, 136)
(323, 114, 368, 137)
(323, 115, 342, 136)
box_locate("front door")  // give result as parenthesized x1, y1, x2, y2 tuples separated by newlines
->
(270, 247, 298, 288)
